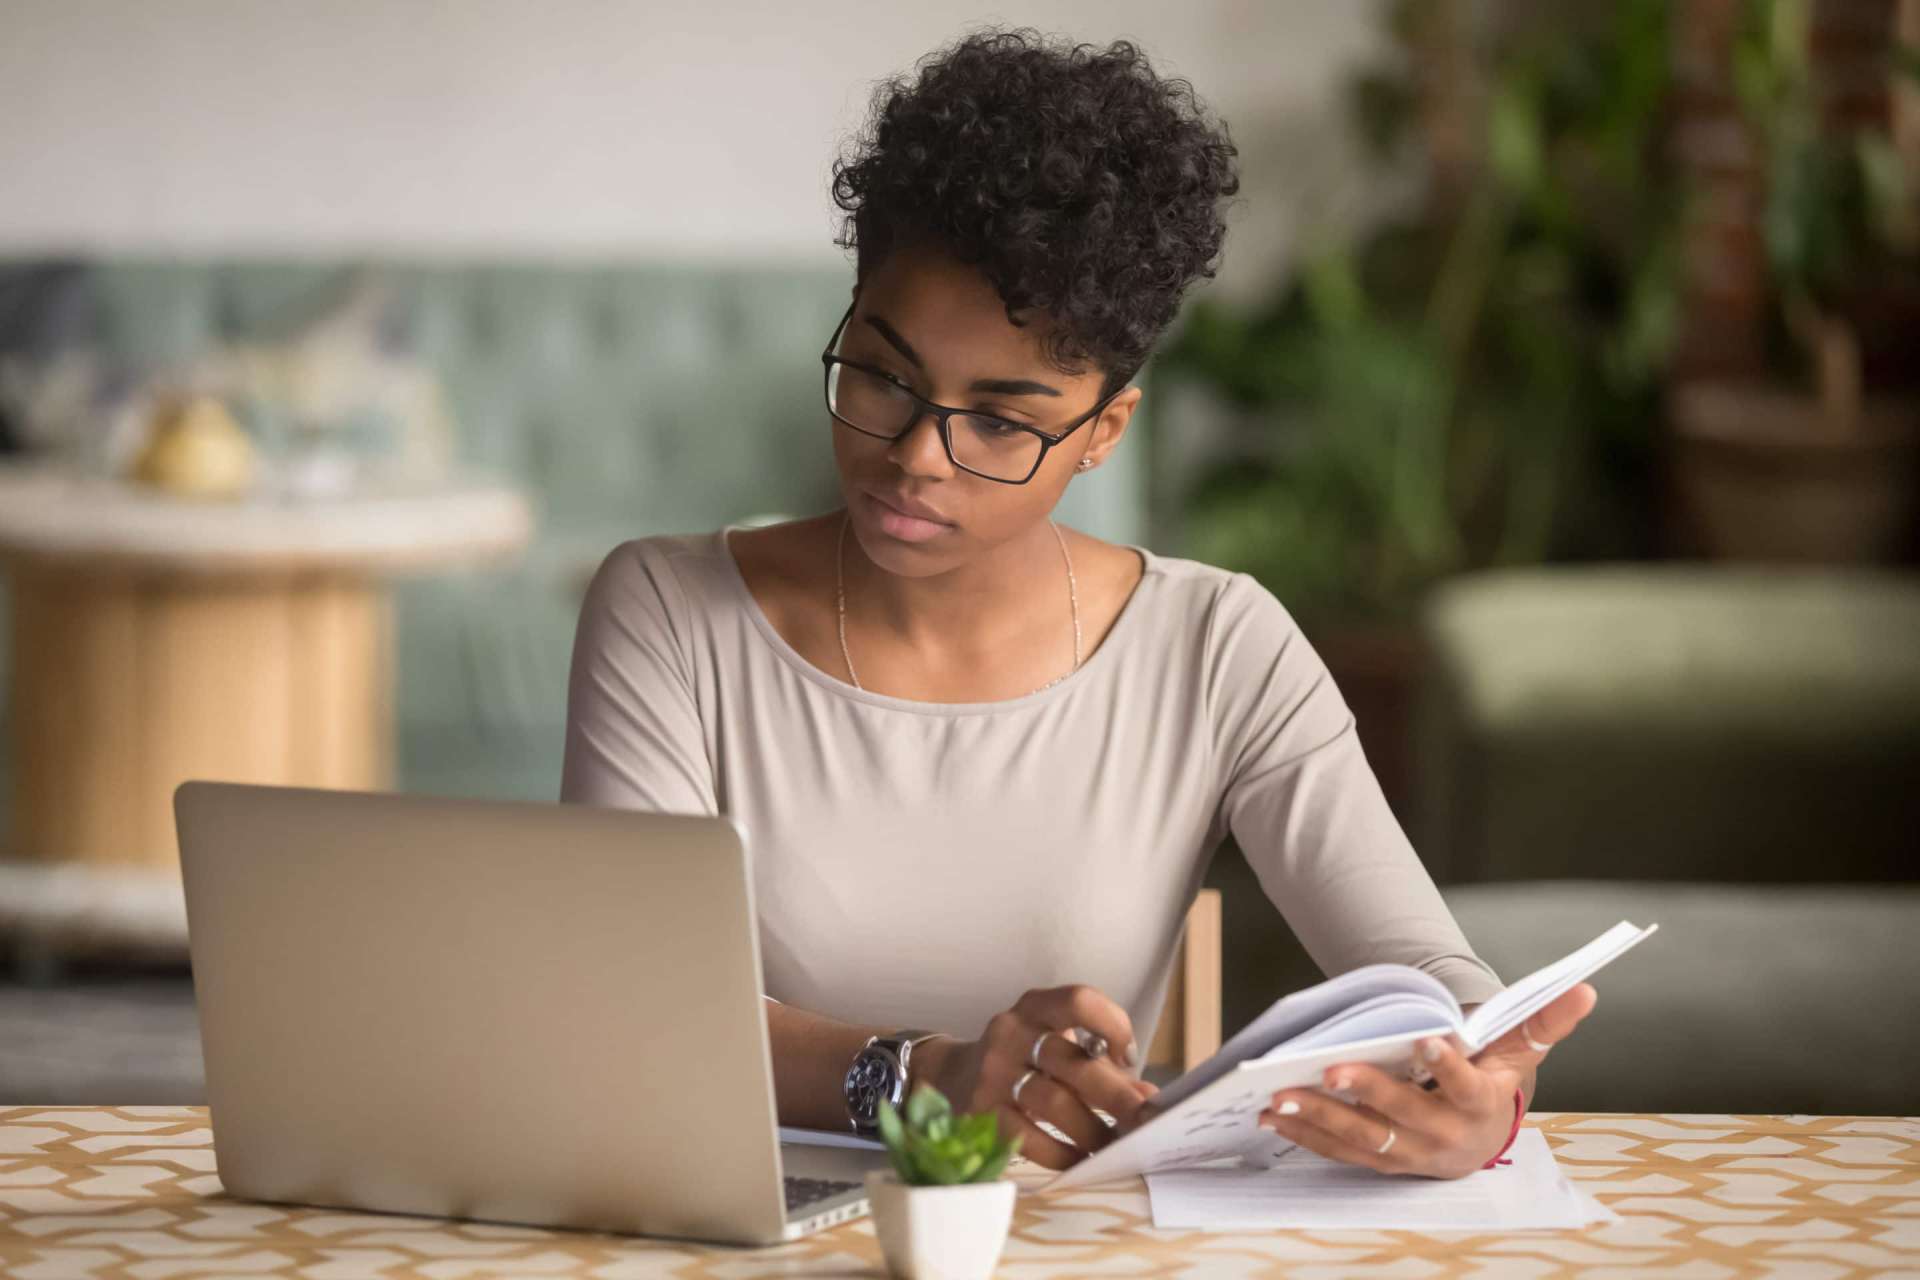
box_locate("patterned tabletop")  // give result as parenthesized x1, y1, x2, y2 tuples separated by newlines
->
(2, 1109, 1915, 1278)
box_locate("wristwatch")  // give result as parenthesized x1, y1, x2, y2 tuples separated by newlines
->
(844, 1029, 942, 1136)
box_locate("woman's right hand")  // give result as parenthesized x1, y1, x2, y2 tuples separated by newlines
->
(913, 985, 1161, 1170)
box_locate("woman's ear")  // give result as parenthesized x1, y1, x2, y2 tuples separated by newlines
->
(1078, 386, 1143, 471)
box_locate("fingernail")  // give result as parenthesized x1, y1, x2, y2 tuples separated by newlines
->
(1124, 1041, 1139, 1069)
(1331, 1074, 1350, 1091)
(1422, 1038, 1445, 1063)
(1277, 1100, 1300, 1116)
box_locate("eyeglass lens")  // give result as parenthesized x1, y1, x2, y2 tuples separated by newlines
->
(827, 363, 1042, 482)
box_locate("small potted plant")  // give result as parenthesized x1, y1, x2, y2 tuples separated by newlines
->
(866, 1084, 1022, 1280)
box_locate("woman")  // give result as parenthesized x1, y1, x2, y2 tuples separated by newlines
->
(561, 28, 1594, 1176)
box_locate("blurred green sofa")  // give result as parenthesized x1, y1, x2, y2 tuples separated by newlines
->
(0, 258, 1148, 821)
(1420, 566, 1920, 1115)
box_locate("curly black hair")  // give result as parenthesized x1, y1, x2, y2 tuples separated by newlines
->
(831, 28, 1241, 398)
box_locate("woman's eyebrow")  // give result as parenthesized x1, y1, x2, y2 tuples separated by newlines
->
(864, 314, 1065, 398)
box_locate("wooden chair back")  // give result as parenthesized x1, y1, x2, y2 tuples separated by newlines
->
(1143, 888, 1222, 1073)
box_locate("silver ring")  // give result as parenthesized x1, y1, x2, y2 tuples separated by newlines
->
(1521, 1021, 1551, 1054)
(1375, 1125, 1397, 1155)
(1074, 1028, 1109, 1061)
(1012, 1068, 1037, 1107)
(1028, 1031, 1054, 1070)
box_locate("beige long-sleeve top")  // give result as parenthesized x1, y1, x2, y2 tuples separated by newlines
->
(559, 526, 1503, 1051)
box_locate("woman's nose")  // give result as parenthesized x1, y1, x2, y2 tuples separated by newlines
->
(887, 410, 954, 478)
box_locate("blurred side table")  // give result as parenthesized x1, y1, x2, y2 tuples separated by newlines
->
(0, 461, 533, 901)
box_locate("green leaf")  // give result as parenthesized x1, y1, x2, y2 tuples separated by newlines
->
(875, 1099, 917, 1182)
(876, 1097, 906, 1152)
(904, 1085, 950, 1132)
(912, 1142, 966, 1185)
(975, 1145, 1015, 1183)
(1488, 76, 1545, 194)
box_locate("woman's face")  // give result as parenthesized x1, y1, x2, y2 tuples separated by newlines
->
(829, 242, 1138, 578)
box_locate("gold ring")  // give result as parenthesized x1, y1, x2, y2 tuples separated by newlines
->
(1375, 1125, 1397, 1155)
(1012, 1069, 1038, 1107)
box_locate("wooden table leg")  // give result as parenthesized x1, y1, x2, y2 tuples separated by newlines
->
(6, 564, 393, 872)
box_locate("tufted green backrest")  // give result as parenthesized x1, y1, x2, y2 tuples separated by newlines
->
(0, 257, 1149, 805)
(75, 261, 856, 538)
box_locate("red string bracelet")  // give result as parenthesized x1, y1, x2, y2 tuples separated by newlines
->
(1483, 1087, 1526, 1168)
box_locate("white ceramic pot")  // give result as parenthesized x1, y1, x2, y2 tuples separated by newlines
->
(864, 1169, 1017, 1280)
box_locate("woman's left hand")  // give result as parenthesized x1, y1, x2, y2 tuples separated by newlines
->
(1256, 982, 1597, 1179)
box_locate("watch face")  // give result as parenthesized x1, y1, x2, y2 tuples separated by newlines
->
(845, 1046, 904, 1126)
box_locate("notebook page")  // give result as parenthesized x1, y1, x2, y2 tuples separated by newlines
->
(1462, 921, 1659, 1050)
(1150, 963, 1458, 1112)
(1255, 992, 1461, 1059)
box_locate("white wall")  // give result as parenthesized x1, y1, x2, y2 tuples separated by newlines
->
(0, 0, 1385, 297)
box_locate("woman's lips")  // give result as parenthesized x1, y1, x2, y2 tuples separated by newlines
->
(863, 490, 952, 543)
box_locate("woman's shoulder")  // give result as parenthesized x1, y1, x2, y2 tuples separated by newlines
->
(587, 530, 707, 592)
(1119, 544, 1302, 643)
(582, 516, 839, 637)
(594, 515, 825, 583)
(578, 526, 749, 634)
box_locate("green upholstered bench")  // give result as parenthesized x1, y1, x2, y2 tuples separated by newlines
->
(1418, 566, 1920, 1114)
(1444, 881, 1920, 1115)
(1417, 565, 1920, 885)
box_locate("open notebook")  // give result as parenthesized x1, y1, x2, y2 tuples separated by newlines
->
(1045, 920, 1657, 1192)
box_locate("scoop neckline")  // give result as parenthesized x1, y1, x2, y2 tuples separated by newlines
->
(715, 521, 1159, 717)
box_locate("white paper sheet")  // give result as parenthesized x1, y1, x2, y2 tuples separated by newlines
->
(1145, 1130, 1615, 1231)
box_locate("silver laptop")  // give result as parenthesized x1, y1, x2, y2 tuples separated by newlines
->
(174, 780, 886, 1245)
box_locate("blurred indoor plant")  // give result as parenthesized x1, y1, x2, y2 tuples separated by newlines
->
(1155, 1, 1679, 811)
(1160, 0, 1678, 623)
(1669, 0, 1920, 562)
(866, 1085, 1021, 1280)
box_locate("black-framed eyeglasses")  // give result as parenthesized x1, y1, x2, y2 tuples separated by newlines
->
(820, 301, 1121, 485)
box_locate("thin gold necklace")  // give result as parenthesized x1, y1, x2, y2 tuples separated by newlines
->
(835, 510, 1081, 696)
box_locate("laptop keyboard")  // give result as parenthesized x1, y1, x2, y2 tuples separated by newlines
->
(784, 1175, 862, 1213)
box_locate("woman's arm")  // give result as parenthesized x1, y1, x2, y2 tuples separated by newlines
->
(564, 545, 909, 1130)
(1202, 574, 1593, 1175)
(1204, 574, 1501, 1004)
(766, 999, 908, 1131)
(561, 539, 718, 815)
